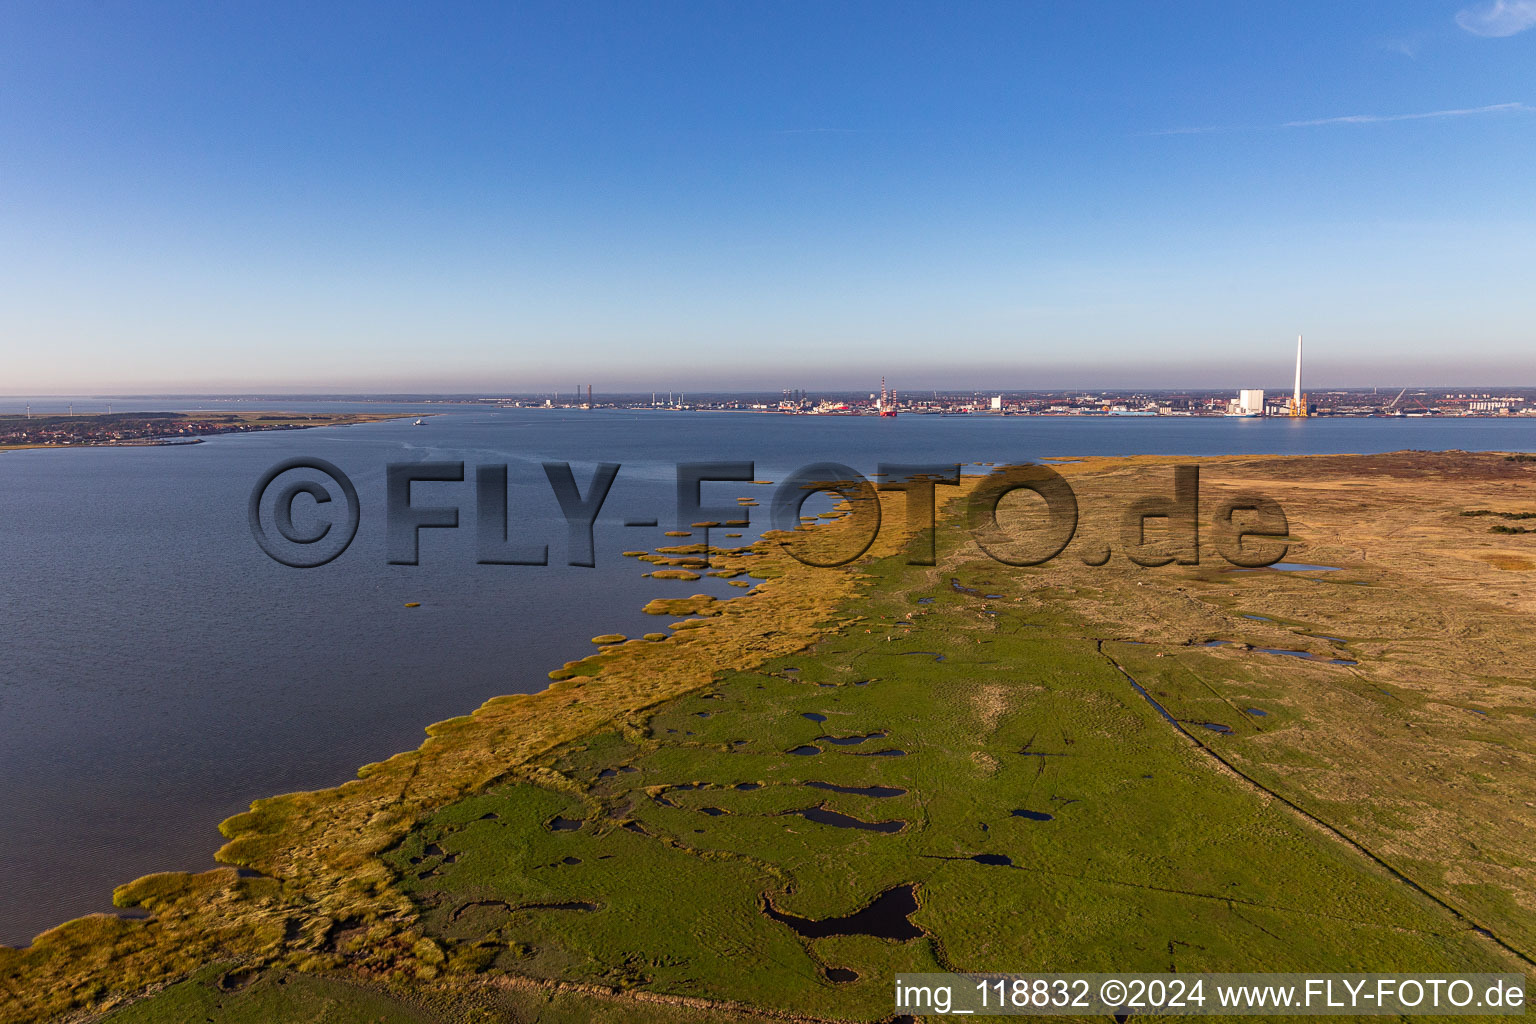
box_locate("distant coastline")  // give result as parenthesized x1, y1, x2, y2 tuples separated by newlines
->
(278, 386, 1536, 418)
(0, 411, 422, 452)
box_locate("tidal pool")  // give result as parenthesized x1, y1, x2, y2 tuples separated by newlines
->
(793, 806, 905, 833)
(762, 883, 923, 940)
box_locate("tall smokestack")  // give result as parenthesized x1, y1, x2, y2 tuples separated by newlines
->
(1293, 334, 1303, 412)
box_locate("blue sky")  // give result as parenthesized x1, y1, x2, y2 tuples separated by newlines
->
(2, 1, 1533, 392)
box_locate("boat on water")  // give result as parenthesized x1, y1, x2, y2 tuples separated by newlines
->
(413, 418, 426, 426)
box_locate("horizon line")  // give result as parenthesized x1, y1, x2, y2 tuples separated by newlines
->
(5, 385, 1536, 400)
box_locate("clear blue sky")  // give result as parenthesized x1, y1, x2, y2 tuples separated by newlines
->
(2, 1, 1533, 392)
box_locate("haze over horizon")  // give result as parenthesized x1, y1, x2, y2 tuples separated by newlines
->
(3, 2, 1534, 392)
(7, 369, 1535, 400)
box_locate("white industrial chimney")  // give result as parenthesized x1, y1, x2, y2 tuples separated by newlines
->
(1293, 334, 1303, 414)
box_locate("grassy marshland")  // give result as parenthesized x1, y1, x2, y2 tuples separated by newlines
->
(8, 452, 1536, 1022)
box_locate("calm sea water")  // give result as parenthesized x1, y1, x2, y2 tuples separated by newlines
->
(1, 405, 1531, 944)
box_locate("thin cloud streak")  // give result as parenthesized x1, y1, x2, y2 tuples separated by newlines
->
(1380, 37, 1421, 58)
(1284, 102, 1532, 127)
(1149, 102, 1533, 136)
(1456, 0, 1536, 37)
